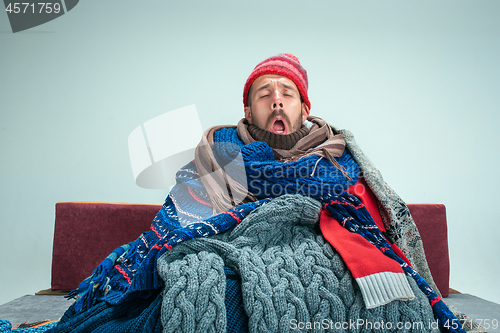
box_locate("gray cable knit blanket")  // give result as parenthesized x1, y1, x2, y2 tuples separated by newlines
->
(157, 195, 439, 333)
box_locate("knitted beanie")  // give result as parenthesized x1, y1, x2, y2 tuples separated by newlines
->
(243, 54, 311, 110)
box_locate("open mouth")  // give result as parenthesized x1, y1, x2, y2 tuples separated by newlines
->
(271, 119, 286, 134)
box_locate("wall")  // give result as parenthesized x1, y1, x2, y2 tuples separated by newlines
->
(1, 0, 499, 306)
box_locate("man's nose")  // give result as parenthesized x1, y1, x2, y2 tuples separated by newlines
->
(272, 91, 283, 110)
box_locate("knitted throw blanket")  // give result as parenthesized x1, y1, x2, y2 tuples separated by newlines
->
(65, 118, 464, 333)
(157, 195, 439, 333)
(48, 291, 163, 333)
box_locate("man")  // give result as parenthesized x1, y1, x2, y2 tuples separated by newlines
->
(50, 54, 466, 333)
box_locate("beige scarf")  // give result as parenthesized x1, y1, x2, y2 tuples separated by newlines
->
(194, 116, 350, 213)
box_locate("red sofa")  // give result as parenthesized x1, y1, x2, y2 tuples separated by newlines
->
(50, 202, 450, 298)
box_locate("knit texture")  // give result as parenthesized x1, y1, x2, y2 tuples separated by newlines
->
(337, 128, 440, 296)
(63, 124, 464, 333)
(224, 267, 249, 333)
(0, 321, 57, 333)
(195, 119, 352, 213)
(321, 194, 462, 331)
(67, 163, 269, 312)
(46, 291, 163, 333)
(196, 126, 464, 332)
(158, 195, 439, 333)
(54, 119, 467, 333)
(247, 123, 310, 150)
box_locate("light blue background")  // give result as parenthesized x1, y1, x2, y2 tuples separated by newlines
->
(1, 0, 499, 307)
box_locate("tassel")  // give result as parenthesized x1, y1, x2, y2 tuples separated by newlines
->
(321, 148, 352, 181)
(311, 157, 323, 176)
(67, 243, 133, 312)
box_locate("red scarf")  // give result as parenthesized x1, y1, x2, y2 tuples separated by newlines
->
(320, 178, 415, 308)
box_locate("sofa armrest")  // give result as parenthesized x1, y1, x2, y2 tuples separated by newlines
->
(51, 202, 162, 291)
(407, 203, 450, 298)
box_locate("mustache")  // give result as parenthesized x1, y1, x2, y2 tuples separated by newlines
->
(265, 109, 291, 128)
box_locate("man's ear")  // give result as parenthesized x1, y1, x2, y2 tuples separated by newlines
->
(244, 106, 252, 124)
(301, 103, 310, 122)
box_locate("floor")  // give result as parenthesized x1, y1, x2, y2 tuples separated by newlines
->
(0, 295, 74, 326)
(444, 294, 500, 333)
(0, 293, 499, 332)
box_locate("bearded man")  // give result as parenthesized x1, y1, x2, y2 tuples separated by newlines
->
(50, 54, 467, 333)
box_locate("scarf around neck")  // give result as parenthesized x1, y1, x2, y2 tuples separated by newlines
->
(247, 122, 310, 150)
(195, 116, 353, 213)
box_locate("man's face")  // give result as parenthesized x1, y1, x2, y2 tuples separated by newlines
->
(244, 74, 310, 135)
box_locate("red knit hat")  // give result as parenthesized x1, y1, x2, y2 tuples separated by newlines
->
(243, 53, 311, 110)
